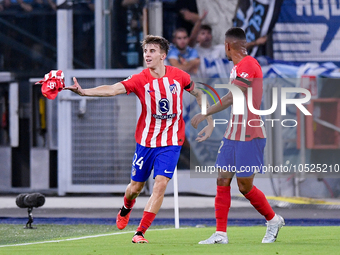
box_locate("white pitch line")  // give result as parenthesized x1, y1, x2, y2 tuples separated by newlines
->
(0, 228, 182, 248)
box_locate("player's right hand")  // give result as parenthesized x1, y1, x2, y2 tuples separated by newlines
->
(64, 77, 86, 96)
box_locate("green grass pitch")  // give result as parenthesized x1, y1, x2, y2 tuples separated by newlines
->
(1, 225, 339, 255)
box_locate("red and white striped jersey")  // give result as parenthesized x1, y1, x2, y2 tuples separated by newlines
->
(121, 66, 192, 147)
(224, 56, 266, 141)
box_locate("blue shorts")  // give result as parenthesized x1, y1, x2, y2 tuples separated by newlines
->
(130, 143, 182, 182)
(215, 137, 266, 177)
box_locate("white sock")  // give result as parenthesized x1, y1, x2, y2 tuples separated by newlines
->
(216, 231, 227, 237)
(267, 214, 279, 224)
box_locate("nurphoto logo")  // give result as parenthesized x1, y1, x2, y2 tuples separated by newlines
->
(199, 82, 312, 128)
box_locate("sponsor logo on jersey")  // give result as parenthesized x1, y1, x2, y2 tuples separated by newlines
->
(152, 113, 176, 119)
(158, 98, 169, 114)
(240, 72, 249, 79)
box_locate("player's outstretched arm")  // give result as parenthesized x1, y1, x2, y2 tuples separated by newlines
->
(64, 77, 127, 97)
(191, 90, 234, 130)
(191, 84, 246, 130)
(189, 86, 214, 142)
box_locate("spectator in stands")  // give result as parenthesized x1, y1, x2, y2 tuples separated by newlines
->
(73, 0, 95, 68)
(180, 0, 237, 45)
(45, 0, 56, 11)
(187, 11, 232, 78)
(188, 11, 268, 78)
(176, 0, 198, 37)
(183, 0, 268, 48)
(189, 17, 233, 78)
(14, 0, 33, 12)
(167, 28, 200, 76)
(0, 0, 6, 11)
(0, 0, 56, 12)
(0, 0, 29, 11)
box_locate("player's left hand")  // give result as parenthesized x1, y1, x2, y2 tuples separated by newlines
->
(191, 113, 205, 129)
(196, 124, 213, 142)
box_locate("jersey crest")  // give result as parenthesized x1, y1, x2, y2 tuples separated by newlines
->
(170, 83, 177, 94)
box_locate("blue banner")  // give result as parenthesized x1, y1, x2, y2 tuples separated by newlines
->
(273, 0, 340, 63)
(234, 0, 284, 57)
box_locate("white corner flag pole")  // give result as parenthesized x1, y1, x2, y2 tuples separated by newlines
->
(173, 166, 180, 229)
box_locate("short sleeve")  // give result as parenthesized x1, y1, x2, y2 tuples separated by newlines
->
(167, 47, 179, 60)
(188, 48, 199, 60)
(120, 74, 141, 95)
(182, 71, 193, 92)
(232, 61, 254, 88)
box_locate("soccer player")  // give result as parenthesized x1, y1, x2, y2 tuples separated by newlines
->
(191, 27, 284, 244)
(65, 35, 213, 243)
